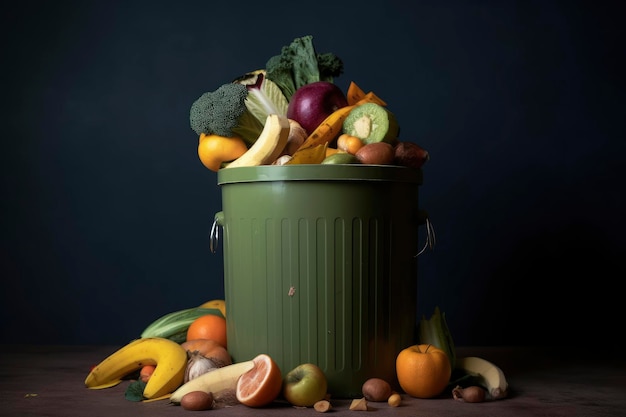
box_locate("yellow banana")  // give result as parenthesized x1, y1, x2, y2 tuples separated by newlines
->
(285, 143, 328, 165)
(169, 360, 255, 403)
(85, 337, 188, 399)
(224, 113, 290, 168)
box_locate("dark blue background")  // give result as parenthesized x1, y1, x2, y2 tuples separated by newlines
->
(2, 1, 624, 347)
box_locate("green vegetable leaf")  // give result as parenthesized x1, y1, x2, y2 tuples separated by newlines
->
(265, 35, 343, 101)
(125, 380, 146, 402)
(233, 70, 288, 129)
(418, 306, 456, 369)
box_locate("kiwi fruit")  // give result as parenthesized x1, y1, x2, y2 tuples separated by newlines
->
(342, 103, 399, 144)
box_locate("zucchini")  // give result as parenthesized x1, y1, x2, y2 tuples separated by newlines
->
(140, 307, 224, 342)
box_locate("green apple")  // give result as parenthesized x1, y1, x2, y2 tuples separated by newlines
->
(282, 363, 328, 407)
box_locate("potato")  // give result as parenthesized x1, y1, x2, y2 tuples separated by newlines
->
(393, 141, 429, 169)
(181, 390, 214, 411)
(355, 142, 395, 165)
(362, 377, 393, 402)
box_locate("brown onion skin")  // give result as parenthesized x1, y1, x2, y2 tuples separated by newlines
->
(452, 385, 486, 403)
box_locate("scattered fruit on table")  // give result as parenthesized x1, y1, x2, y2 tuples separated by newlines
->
(170, 360, 255, 404)
(454, 356, 508, 400)
(85, 337, 187, 400)
(314, 399, 332, 412)
(349, 397, 369, 411)
(388, 392, 402, 407)
(396, 343, 452, 399)
(235, 353, 283, 407)
(417, 306, 456, 369)
(84, 298, 511, 408)
(282, 363, 328, 407)
(452, 385, 487, 403)
(140, 303, 224, 343)
(180, 338, 231, 367)
(183, 350, 220, 383)
(361, 377, 393, 402)
(181, 390, 214, 411)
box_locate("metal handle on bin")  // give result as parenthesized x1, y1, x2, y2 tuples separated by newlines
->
(416, 210, 436, 257)
(210, 211, 224, 254)
(211, 209, 434, 256)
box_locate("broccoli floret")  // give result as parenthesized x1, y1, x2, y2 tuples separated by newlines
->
(316, 52, 344, 82)
(265, 35, 344, 101)
(189, 83, 264, 145)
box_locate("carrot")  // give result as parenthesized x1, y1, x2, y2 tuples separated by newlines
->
(359, 91, 387, 106)
(346, 81, 367, 105)
(346, 81, 387, 106)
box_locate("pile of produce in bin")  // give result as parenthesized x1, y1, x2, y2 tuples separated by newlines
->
(84, 35, 510, 411)
(190, 35, 430, 171)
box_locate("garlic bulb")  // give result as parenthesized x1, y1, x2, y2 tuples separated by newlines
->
(184, 351, 219, 383)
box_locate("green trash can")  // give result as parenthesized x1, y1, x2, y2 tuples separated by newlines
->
(212, 164, 426, 398)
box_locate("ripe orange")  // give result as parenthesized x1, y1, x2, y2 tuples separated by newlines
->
(186, 314, 227, 348)
(396, 344, 451, 398)
(236, 354, 283, 407)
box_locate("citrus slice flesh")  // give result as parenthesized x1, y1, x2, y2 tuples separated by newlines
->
(235, 354, 282, 407)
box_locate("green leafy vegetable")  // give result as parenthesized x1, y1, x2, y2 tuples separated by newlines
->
(189, 72, 289, 147)
(125, 380, 146, 402)
(418, 306, 456, 369)
(140, 307, 224, 343)
(232, 70, 289, 127)
(265, 35, 344, 101)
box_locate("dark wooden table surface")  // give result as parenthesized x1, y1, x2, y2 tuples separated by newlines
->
(2, 345, 624, 417)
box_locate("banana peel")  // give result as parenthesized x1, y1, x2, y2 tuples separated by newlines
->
(286, 143, 328, 165)
(85, 337, 187, 399)
(454, 356, 509, 400)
